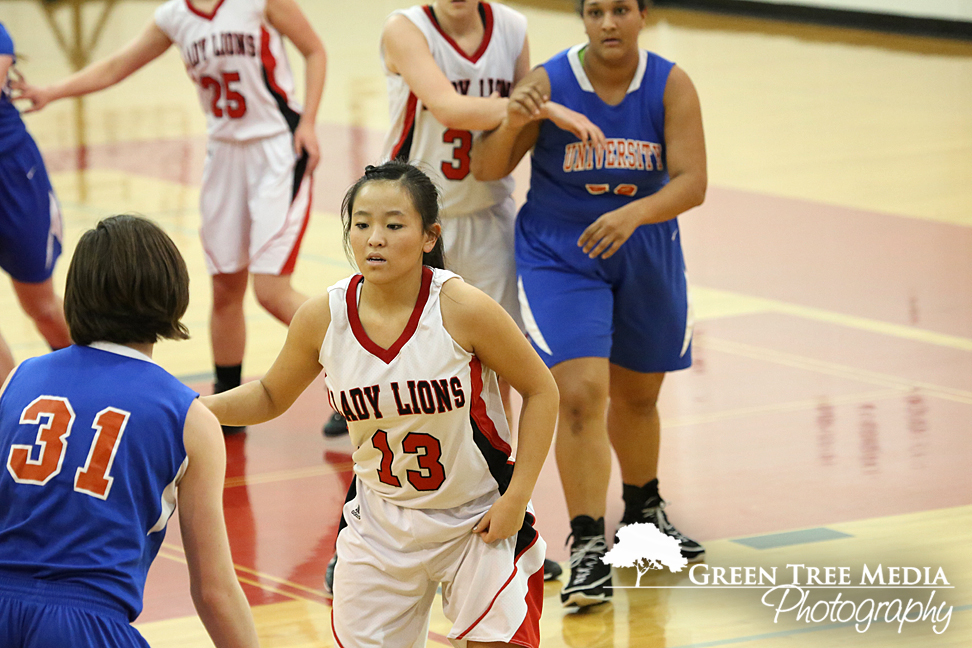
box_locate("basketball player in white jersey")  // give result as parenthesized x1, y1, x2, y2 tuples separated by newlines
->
(323, 1, 598, 438)
(15, 0, 326, 430)
(203, 161, 558, 648)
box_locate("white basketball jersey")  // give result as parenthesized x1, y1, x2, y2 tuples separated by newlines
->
(321, 268, 514, 510)
(155, 0, 301, 141)
(381, 2, 526, 218)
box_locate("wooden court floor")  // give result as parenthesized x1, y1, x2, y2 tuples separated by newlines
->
(1, 0, 971, 645)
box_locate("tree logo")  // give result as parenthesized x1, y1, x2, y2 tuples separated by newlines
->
(603, 523, 688, 586)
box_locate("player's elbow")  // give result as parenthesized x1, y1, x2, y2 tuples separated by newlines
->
(190, 579, 237, 619)
(688, 171, 707, 208)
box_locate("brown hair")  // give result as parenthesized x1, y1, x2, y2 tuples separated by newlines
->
(64, 214, 190, 346)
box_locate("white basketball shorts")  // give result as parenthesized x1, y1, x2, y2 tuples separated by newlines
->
(331, 481, 545, 648)
(440, 197, 523, 330)
(199, 131, 311, 276)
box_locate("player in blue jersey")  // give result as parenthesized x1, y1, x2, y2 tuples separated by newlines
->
(0, 215, 258, 648)
(0, 23, 72, 381)
(471, 0, 708, 607)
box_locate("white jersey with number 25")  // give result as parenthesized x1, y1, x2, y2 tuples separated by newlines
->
(155, 0, 301, 141)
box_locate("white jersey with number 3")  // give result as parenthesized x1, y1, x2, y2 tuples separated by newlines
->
(320, 268, 515, 510)
(381, 2, 526, 218)
(155, 0, 301, 141)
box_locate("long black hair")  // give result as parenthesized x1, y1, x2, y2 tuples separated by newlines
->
(341, 161, 445, 269)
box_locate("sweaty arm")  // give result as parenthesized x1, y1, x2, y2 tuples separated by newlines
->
(178, 401, 259, 648)
(440, 279, 558, 543)
(381, 14, 509, 131)
(201, 296, 329, 426)
(11, 21, 171, 112)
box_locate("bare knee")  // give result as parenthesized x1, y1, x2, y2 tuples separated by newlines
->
(212, 272, 247, 311)
(613, 392, 659, 419)
(253, 281, 286, 313)
(557, 377, 608, 434)
(20, 296, 62, 325)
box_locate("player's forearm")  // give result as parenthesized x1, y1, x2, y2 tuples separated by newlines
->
(428, 95, 508, 132)
(191, 580, 259, 648)
(201, 379, 286, 426)
(630, 169, 707, 226)
(470, 119, 523, 181)
(47, 56, 134, 101)
(298, 47, 326, 124)
(504, 384, 558, 504)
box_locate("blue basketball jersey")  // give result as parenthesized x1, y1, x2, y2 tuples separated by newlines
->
(0, 343, 197, 621)
(519, 44, 675, 226)
(0, 23, 29, 153)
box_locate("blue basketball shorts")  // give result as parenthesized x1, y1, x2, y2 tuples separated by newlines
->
(0, 135, 63, 283)
(515, 214, 693, 374)
(0, 573, 148, 648)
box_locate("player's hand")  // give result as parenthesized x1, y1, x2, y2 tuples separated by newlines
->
(505, 81, 547, 131)
(473, 493, 527, 544)
(578, 206, 640, 259)
(540, 101, 606, 149)
(10, 71, 53, 113)
(293, 120, 320, 177)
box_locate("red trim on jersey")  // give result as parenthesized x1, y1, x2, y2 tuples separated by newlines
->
(331, 608, 348, 648)
(260, 26, 289, 103)
(185, 0, 226, 20)
(280, 181, 312, 275)
(455, 533, 541, 641)
(509, 564, 544, 648)
(468, 356, 512, 457)
(347, 266, 433, 364)
(391, 92, 418, 160)
(422, 3, 494, 64)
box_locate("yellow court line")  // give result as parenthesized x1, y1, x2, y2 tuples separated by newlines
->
(694, 285, 972, 352)
(157, 546, 326, 603)
(699, 336, 972, 405)
(665, 387, 907, 428)
(224, 462, 354, 489)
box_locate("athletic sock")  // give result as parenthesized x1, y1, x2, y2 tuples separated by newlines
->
(214, 363, 242, 394)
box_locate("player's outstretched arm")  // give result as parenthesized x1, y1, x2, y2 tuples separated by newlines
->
(11, 21, 171, 112)
(201, 296, 329, 426)
(469, 66, 549, 181)
(179, 401, 259, 648)
(381, 14, 509, 131)
(266, 0, 326, 176)
(440, 280, 558, 544)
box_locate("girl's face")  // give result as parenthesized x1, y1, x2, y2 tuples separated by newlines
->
(348, 181, 439, 283)
(582, 0, 647, 61)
